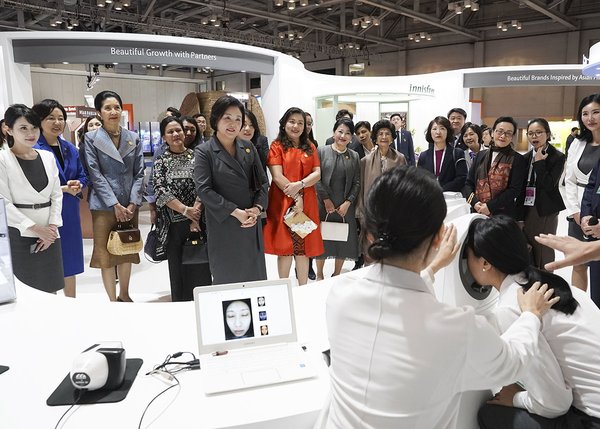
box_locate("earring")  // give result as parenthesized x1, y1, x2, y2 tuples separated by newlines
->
(482, 268, 486, 272)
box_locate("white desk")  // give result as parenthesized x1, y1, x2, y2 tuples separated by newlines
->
(0, 281, 333, 429)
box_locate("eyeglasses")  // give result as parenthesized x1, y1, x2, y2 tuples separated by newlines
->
(526, 130, 546, 137)
(494, 129, 514, 138)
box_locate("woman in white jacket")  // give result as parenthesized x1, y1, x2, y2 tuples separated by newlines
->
(316, 166, 559, 429)
(0, 105, 63, 292)
(564, 93, 600, 291)
(467, 215, 600, 428)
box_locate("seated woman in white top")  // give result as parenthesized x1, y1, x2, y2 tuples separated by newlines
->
(467, 215, 600, 429)
(315, 166, 559, 429)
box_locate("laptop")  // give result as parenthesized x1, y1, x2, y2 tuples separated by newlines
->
(193, 279, 317, 394)
(0, 198, 16, 304)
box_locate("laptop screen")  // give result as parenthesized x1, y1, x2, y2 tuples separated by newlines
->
(194, 280, 296, 354)
(0, 198, 16, 304)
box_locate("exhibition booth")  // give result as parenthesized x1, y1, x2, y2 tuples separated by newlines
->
(1, 32, 599, 428)
(0, 32, 594, 150)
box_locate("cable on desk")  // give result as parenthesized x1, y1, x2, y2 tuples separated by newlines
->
(54, 388, 84, 429)
(137, 352, 200, 429)
(137, 371, 180, 429)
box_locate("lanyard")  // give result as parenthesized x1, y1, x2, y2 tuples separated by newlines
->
(527, 152, 536, 186)
(432, 148, 446, 177)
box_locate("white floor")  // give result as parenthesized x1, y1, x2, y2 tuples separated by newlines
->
(72, 195, 575, 303)
(73, 209, 358, 302)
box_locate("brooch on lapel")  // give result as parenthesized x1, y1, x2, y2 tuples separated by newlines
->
(345, 155, 349, 159)
(127, 140, 133, 146)
(245, 148, 251, 153)
(304, 154, 308, 158)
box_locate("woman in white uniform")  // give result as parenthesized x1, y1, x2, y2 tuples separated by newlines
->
(316, 166, 559, 429)
(467, 215, 600, 429)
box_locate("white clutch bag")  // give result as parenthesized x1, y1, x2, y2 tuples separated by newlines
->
(320, 214, 349, 242)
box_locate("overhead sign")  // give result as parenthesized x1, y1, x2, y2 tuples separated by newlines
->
(12, 39, 274, 75)
(464, 69, 600, 88)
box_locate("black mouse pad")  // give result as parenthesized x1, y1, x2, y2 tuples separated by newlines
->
(0, 365, 8, 375)
(46, 358, 143, 406)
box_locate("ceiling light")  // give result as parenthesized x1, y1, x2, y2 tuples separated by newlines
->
(66, 20, 74, 30)
(372, 18, 380, 26)
(122, 0, 130, 6)
(352, 18, 359, 26)
(209, 14, 217, 22)
(113, 1, 123, 10)
(71, 18, 79, 26)
(300, 0, 309, 6)
(54, 15, 63, 24)
(274, 0, 284, 5)
(105, 0, 112, 3)
(97, 0, 105, 6)
(214, 20, 221, 27)
(360, 21, 368, 29)
(408, 32, 432, 42)
(288, 1, 296, 10)
(201, 17, 209, 25)
(497, 20, 522, 32)
(448, 1, 479, 13)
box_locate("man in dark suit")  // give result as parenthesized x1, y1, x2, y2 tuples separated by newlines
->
(565, 127, 579, 157)
(448, 107, 467, 150)
(390, 113, 415, 166)
(325, 109, 360, 149)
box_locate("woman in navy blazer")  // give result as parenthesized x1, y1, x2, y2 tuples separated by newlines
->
(82, 91, 145, 302)
(417, 116, 467, 192)
(33, 99, 88, 298)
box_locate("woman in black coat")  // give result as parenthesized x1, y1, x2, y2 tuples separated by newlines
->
(417, 116, 467, 192)
(463, 116, 527, 219)
(194, 96, 268, 285)
(517, 118, 566, 270)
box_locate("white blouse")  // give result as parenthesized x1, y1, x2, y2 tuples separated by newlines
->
(315, 264, 543, 429)
(490, 274, 600, 419)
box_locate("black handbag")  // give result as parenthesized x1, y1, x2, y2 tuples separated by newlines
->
(144, 224, 167, 263)
(181, 231, 209, 265)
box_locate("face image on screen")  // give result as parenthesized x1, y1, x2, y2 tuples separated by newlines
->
(222, 298, 255, 340)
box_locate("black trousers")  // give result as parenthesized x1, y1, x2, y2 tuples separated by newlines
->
(166, 220, 212, 302)
(478, 404, 600, 429)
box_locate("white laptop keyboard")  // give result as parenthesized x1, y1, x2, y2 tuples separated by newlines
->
(203, 344, 307, 371)
(201, 344, 315, 394)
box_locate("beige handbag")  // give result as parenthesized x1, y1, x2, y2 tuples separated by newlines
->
(107, 222, 143, 256)
(320, 214, 349, 242)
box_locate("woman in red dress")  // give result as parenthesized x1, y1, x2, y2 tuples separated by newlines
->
(264, 107, 323, 285)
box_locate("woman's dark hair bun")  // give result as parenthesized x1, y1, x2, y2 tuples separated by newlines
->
(364, 166, 446, 261)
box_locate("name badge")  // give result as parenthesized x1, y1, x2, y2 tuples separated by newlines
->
(524, 186, 536, 206)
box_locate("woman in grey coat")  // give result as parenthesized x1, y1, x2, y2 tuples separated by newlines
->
(315, 117, 361, 279)
(194, 96, 268, 285)
(82, 91, 144, 302)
